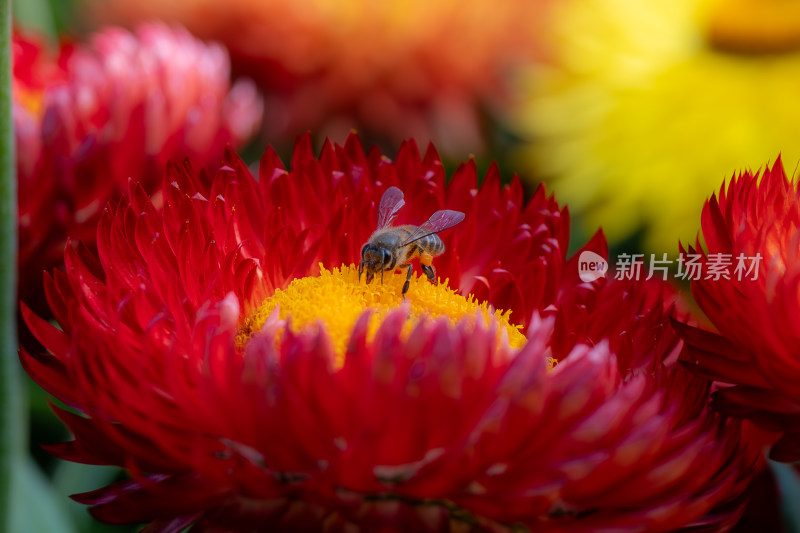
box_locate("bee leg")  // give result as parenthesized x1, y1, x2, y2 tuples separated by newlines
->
(401, 263, 413, 299)
(421, 264, 437, 285)
(419, 251, 437, 285)
(358, 261, 364, 282)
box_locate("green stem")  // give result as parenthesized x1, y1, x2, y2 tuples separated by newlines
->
(0, 0, 23, 530)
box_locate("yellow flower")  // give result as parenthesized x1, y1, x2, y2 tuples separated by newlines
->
(511, 0, 800, 252)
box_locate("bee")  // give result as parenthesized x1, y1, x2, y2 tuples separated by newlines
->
(359, 186, 465, 298)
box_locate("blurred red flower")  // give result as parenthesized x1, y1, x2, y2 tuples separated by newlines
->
(22, 135, 753, 531)
(91, 0, 548, 157)
(678, 157, 800, 462)
(14, 23, 263, 313)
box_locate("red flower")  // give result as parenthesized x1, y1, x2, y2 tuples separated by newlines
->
(678, 157, 800, 462)
(92, 0, 551, 157)
(22, 135, 753, 531)
(14, 23, 263, 313)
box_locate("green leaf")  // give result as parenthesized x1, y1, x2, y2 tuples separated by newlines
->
(10, 459, 76, 533)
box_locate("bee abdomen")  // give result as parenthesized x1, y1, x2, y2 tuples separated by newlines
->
(417, 233, 445, 256)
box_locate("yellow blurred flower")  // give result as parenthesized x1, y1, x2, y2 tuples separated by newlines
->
(511, 0, 800, 251)
(91, 0, 548, 157)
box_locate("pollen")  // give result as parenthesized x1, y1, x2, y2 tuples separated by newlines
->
(237, 264, 529, 364)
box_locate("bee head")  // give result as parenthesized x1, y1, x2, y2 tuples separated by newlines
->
(360, 244, 391, 284)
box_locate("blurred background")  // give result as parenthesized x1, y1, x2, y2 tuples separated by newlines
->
(11, 0, 800, 531)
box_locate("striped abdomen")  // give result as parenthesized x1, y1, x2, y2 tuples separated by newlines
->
(394, 225, 445, 263)
(410, 231, 445, 256)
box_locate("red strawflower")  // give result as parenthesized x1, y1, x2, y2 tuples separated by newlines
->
(678, 156, 800, 462)
(22, 135, 753, 531)
(14, 23, 263, 314)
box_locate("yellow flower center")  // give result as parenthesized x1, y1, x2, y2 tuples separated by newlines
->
(237, 264, 530, 366)
(706, 0, 800, 54)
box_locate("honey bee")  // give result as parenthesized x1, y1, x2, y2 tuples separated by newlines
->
(359, 186, 465, 297)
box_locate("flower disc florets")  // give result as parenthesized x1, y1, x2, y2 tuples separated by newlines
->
(236, 265, 529, 366)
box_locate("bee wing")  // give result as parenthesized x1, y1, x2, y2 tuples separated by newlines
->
(400, 210, 465, 245)
(376, 186, 405, 229)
